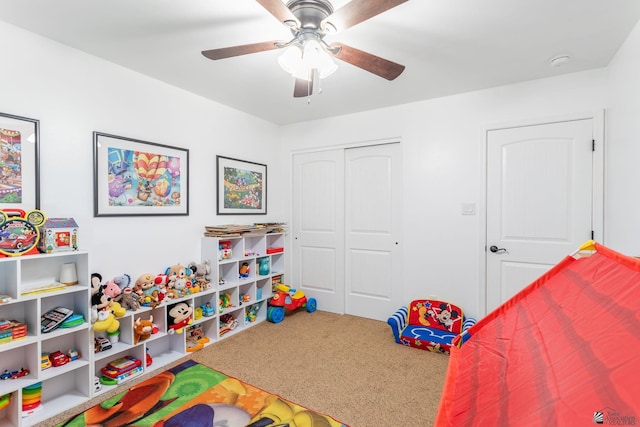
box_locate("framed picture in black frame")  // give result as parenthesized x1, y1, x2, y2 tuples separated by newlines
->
(93, 132, 189, 217)
(0, 112, 40, 211)
(216, 155, 267, 215)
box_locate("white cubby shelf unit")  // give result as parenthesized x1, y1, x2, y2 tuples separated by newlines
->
(0, 251, 90, 427)
(0, 232, 284, 426)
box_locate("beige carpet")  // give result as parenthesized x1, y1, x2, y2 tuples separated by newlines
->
(43, 311, 449, 427)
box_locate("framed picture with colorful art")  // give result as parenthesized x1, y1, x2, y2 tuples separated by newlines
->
(93, 132, 189, 217)
(216, 155, 267, 215)
(0, 112, 40, 211)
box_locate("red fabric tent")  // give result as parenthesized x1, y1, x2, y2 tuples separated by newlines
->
(436, 242, 640, 426)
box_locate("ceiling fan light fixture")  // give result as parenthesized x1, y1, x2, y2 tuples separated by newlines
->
(278, 40, 337, 81)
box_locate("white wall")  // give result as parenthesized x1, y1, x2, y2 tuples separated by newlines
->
(281, 68, 610, 320)
(0, 22, 286, 279)
(606, 19, 640, 254)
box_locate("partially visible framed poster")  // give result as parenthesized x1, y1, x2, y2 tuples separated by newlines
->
(216, 155, 267, 215)
(0, 112, 40, 211)
(93, 132, 189, 217)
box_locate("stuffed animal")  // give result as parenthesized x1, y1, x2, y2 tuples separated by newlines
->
(167, 302, 193, 334)
(102, 280, 122, 300)
(165, 263, 191, 296)
(91, 273, 103, 296)
(116, 287, 142, 311)
(188, 260, 211, 288)
(133, 316, 154, 344)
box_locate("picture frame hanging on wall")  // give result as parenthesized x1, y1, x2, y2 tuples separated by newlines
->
(93, 132, 189, 217)
(216, 155, 267, 215)
(0, 112, 40, 211)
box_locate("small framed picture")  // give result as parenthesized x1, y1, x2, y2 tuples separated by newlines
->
(93, 132, 189, 217)
(0, 112, 40, 210)
(216, 155, 267, 215)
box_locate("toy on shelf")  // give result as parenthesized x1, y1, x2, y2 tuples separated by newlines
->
(201, 302, 215, 317)
(94, 336, 112, 353)
(239, 293, 251, 305)
(0, 294, 11, 304)
(41, 306, 73, 333)
(188, 260, 212, 289)
(133, 315, 156, 344)
(219, 314, 238, 336)
(0, 367, 29, 380)
(239, 262, 250, 279)
(218, 240, 232, 260)
(0, 393, 10, 411)
(267, 283, 317, 324)
(21, 382, 43, 416)
(245, 302, 263, 323)
(0, 209, 46, 257)
(49, 350, 70, 367)
(37, 218, 79, 253)
(167, 302, 193, 334)
(101, 356, 143, 384)
(219, 293, 234, 312)
(41, 354, 51, 370)
(186, 324, 210, 352)
(145, 348, 153, 367)
(258, 257, 270, 276)
(67, 348, 80, 361)
(116, 286, 142, 311)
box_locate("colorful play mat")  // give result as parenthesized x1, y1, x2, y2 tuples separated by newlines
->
(57, 359, 347, 427)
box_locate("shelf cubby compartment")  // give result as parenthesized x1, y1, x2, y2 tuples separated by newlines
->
(22, 363, 91, 426)
(218, 287, 238, 315)
(0, 260, 18, 300)
(218, 262, 238, 288)
(19, 252, 89, 294)
(238, 282, 255, 306)
(237, 259, 255, 283)
(0, 390, 19, 427)
(244, 236, 266, 257)
(270, 253, 284, 276)
(185, 319, 214, 353)
(0, 342, 38, 397)
(244, 301, 266, 326)
(92, 345, 146, 397)
(145, 334, 183, 372)
(256, 278, 271, 301)
(193, 294, 217, 324)
(266, 233, 285, 254)
(39, 288, 90, 330)
(40, 327, 90, 377)
(218, 307, 243, 338)
(0, 299, 37, 344)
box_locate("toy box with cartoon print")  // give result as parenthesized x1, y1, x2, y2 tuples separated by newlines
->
(38, 218, 79, 253)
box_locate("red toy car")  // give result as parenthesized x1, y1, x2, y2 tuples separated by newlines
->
(0, 233, 37, 250)
(49, 350, 70, 367)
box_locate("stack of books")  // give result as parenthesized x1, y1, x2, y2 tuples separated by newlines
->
(204, 223, 287, 237)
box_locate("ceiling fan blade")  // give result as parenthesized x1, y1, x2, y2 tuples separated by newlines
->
(322, 0, 409, 32)
(330, 43, 405, 80)
(256, 0, 300, 28)
(201, 41, 281, 60)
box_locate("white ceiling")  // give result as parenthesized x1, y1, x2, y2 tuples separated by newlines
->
(1, 0, 639, 125)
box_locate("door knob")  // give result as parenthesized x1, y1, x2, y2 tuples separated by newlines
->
(489, 245, 508, 253)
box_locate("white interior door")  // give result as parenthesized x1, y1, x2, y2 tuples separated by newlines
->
(345, 143, 402, 321)
(292, 143, 402, 320)
(292, 150, 345, 314)
(486, 118, 597, 313)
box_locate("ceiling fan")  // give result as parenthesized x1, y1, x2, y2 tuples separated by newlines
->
(201, 0, 409, 97)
